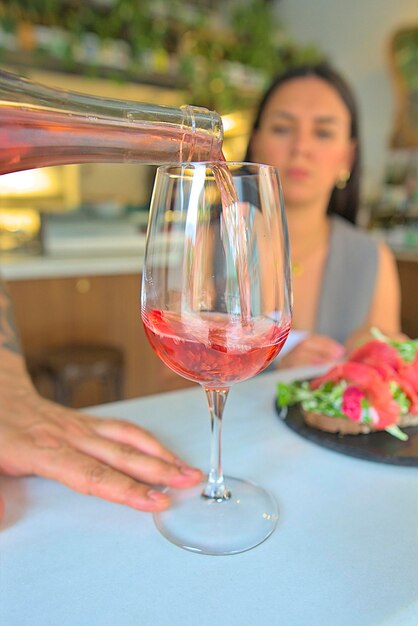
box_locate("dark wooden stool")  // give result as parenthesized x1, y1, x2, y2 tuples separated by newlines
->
(33, 344, 124, 408)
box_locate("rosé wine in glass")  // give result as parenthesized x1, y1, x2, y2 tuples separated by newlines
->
(142, 309, 290, 388)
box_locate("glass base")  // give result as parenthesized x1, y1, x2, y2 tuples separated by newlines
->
(153, 476, 278, 555)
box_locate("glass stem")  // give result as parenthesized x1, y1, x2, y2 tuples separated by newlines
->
(202, 388, 231, 501)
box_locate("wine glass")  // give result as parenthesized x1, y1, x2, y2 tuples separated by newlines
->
(141, 162, 292, 555)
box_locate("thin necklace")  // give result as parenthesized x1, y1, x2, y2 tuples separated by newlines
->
(290, 221, 330, 277)
(291, 260, 304, 277)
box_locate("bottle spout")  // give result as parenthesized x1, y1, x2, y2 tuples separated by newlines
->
(180, 105, 224, 162)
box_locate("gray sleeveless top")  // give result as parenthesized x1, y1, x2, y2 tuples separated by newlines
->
(315, 215, 378, 343)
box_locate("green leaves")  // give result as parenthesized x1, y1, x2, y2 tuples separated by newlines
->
(277, 380, 346, 418)
(385, 425, 409, 441)
(390, 381, 411, 415)
(370, 327, 418, 364)
(391, 339, 418, 364)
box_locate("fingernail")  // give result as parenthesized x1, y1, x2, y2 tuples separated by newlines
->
(147, 489, 169, 502)
(179, 465, 202, 477)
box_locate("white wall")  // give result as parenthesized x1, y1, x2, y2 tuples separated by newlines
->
(276, 0, 417, 198)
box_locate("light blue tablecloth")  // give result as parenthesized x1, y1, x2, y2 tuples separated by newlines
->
(1, 367, 417, 626)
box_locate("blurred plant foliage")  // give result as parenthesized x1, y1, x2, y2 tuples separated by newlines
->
(391, 26, 418, 145)
(0, 0, 324, 112)
(392, 28, 418, 91)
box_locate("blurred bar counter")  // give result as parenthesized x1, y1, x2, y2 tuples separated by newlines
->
(0, 249, 145, 281)
(0, 245, 194, 406)
(372, 227, 418, 339)
(0, 225, 417, 409)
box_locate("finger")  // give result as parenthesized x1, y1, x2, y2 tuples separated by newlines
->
(36, 445, 171, 512)
(88, 418, 179, 464)
(279, 342, 341, 368)
(73, 433, 203, 488)
(304, 335, 345, 353)
(286, 345, 330, 364)
(301, 337, 345, 360)
(0, 495, 4, 521)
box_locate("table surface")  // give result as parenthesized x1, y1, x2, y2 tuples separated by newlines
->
(1, 366, 418, 626)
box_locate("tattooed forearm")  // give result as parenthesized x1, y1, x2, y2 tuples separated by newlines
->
(0, 275, 22, 354)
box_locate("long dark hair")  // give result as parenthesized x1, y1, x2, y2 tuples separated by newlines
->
(244, 63, 361, 225)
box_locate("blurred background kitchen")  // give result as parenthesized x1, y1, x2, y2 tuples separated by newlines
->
(0, 0, 417, 407)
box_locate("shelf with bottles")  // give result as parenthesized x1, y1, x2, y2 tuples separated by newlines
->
(370, 149, 418, 228)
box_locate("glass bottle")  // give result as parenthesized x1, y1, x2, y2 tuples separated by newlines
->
(0, 69, 223, 175)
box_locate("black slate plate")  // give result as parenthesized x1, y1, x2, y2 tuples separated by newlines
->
(275, 401, 418, 466)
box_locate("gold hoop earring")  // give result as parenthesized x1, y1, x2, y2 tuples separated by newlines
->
(336, 170, 350, 190)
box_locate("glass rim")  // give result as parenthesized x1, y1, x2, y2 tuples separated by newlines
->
(156, 161, 280, 177)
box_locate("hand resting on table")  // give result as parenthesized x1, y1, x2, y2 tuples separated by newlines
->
(277, 333, 346, 369)
(0, 352, 203, 521)
(0, 274, 203, 523)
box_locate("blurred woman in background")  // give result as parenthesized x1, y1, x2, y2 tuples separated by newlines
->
(245, 62, 401, 368)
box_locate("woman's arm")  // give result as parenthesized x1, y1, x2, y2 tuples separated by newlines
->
(0, 275, 202, 518)
(366, 242, 401, 333)
(345, 242, 402, 350)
